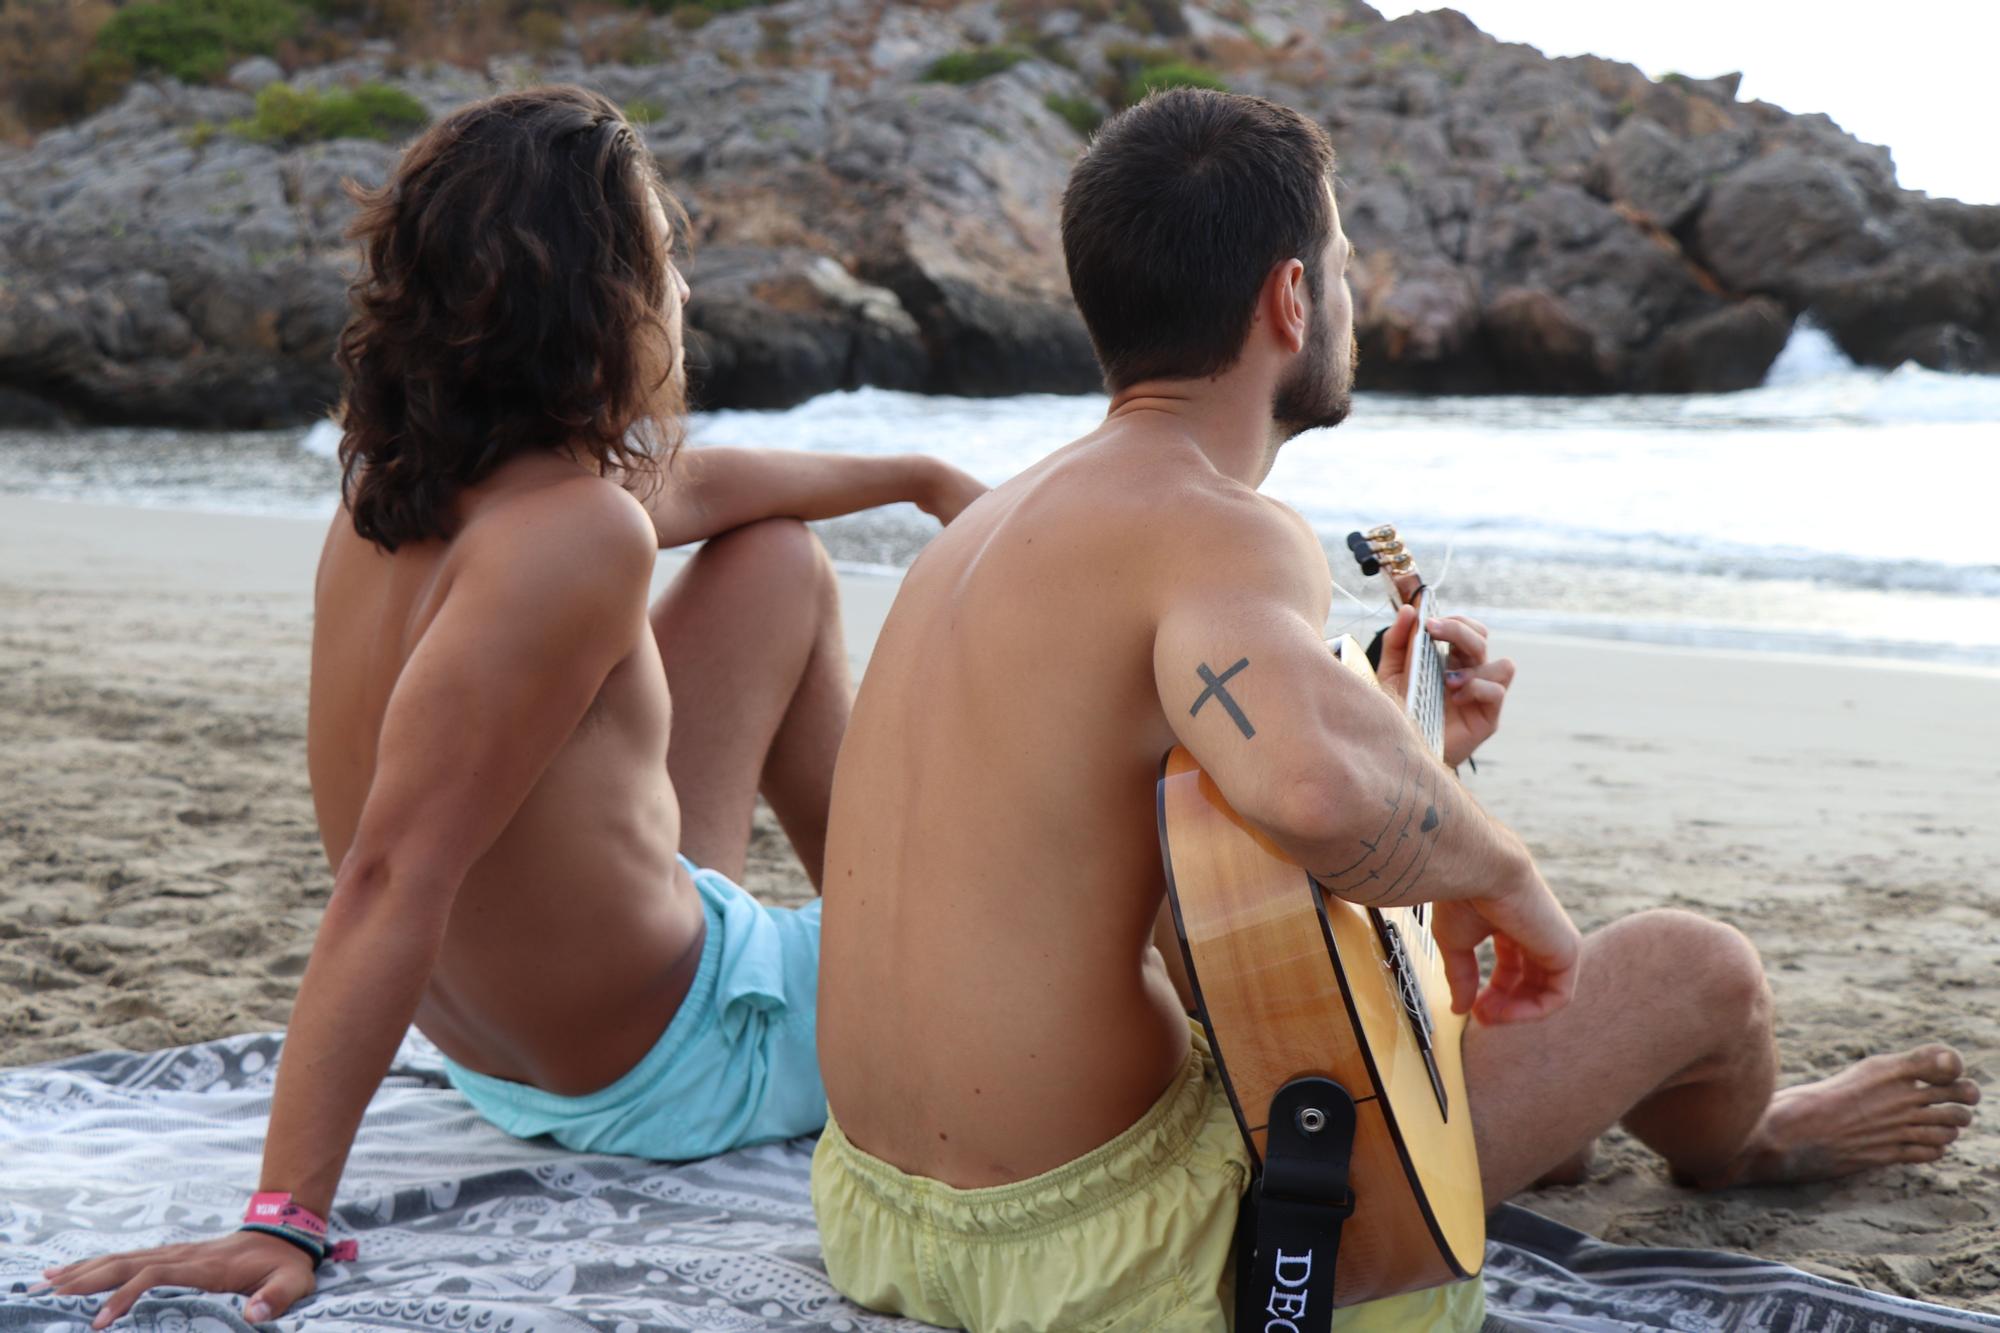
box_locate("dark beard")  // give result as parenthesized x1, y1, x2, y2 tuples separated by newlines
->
(1273, 303, 1356, 440)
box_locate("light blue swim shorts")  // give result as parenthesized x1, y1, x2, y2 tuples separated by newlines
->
(441, 857, 826, 1161)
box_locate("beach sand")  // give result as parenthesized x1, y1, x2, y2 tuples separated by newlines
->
(1, 494, 1994, 1312)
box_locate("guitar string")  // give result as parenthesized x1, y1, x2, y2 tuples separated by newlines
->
(1334, 539, 1458, 974)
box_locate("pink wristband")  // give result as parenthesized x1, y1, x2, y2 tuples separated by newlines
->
(244, 1193, 359, 1261)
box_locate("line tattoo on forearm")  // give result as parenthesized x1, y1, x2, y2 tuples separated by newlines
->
(1191, 658, 1255, 739)
(1309, 746, 1451, 905)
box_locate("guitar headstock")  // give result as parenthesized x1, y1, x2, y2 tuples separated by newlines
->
(1346, 524, 1426, 608)
(1348, 523, 1446, 754)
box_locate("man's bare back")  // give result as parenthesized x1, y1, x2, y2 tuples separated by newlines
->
(310, 454, 702, 1096)
(821, 430, 1266, 1184)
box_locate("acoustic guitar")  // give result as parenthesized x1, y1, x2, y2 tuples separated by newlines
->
(1157, 524, 1484, 1306)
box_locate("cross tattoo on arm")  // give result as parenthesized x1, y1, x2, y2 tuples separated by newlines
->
(1191, 658, 1255, 740)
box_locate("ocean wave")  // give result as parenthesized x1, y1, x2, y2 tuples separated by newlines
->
(1861, 360, 2000, 423)
(1762, 324, 1855, 386)
(1677, 324, 2000, 426)
(300, 419, 343, 459)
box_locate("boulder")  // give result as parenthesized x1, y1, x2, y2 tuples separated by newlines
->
(685, 246, 926, 409)
(1591, 117, 1705, 230)
(1648, 296, 1792, 391)
(0, 384, 69, 428)
(1352, 253, 1482, 389)
(1926, 198, 2000, 254)
(1695, 148, 1891, 303)
(1480, 287, 1606, 391)
(1807, 256, 1999, 372)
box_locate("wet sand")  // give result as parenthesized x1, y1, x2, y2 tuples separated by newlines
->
(1, 494, 1993, 1311)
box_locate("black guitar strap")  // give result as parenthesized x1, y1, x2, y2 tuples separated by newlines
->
(1233, 1077, 1357, 1333)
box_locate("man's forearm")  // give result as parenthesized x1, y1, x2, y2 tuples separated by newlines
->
(1300, 740, 1536, 908)
(1239, 676, 1537, 909)
(257, 866, 453, 1215)
(651, 447, 941, 547)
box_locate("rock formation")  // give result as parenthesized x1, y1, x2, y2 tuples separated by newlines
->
(1, 0, 1995, 426)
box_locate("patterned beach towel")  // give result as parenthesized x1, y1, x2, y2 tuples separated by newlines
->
(3, 1032, 1993, 1332)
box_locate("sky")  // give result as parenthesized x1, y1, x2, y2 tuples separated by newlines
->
(1370, 1, 2000, 204)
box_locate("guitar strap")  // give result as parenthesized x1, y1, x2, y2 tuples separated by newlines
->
(1232, 1077, 1357, 1333)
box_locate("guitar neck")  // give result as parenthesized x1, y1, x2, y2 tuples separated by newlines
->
(1352, 526, 1447, 763)
(1404, 588, 1447, 762)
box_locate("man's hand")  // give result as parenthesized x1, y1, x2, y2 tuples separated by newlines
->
(915, 459, 986, 527)
(1429, 870, 1580, 1026)
(40, 1230, 315, 1328)
(1377, 605, 1514, 768)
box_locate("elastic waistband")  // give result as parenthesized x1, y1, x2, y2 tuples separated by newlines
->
(818, 1029, 1220, 1239)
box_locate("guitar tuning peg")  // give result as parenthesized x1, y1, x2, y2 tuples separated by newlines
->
(1367, 523, 1399, 542)
(1344, 531, 1382, 576)
(1387, 553, 1415, 573)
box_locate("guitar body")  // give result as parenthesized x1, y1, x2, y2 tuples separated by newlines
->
(1158, 635, 1485, 1306)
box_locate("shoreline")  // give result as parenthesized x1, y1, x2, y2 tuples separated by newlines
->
(7, 492, 1998, 680)
(1, 493, 1994, 1311)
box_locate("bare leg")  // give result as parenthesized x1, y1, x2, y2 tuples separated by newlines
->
(1466, 909, 1978, 1204)
(651, 519, 853, 889)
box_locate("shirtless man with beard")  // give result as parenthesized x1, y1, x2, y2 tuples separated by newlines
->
(42, 86, 982, 1328)
(811, 89, 1980, 1331)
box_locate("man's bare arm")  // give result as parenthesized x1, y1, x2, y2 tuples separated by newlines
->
(1151, 499, 1578, 1017)
(1152, 504, 1523, 901)
(265, 494, 656, 1213)
(45, 484, 659, 1325)
(644, 446, 984, 548)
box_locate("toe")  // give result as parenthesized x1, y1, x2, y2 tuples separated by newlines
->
(1894, 1143, 1948, 1164)
(1912, 1102, 1976, 1127)
(1899, 1123, 1963, 1147)
(1928, 1077, 1982, 1106)
(1905, 1045, 1966, 1085)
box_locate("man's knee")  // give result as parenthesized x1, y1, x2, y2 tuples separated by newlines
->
(699, 518, 836, 607)
(1629, 908, 1771, 1028)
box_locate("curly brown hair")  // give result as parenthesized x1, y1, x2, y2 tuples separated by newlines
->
(335, 86, 687, 551)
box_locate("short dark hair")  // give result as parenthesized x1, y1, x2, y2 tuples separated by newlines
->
(1060, 89, 1336, 391)
(336, 86, 685, 551)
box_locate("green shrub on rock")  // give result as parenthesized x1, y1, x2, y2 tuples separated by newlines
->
(235, 81, 429, 144)
(925, 45, 1033, 84)
(1124, 59, 1227, 104)
(1044, 93, 1102, 137)
(94, 0, 301, 84)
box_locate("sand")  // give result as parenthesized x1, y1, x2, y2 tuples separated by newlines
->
(1, 493, 1994, 1312)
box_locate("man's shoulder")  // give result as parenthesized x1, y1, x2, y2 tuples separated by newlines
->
(1167, 476, 1324, 570)
(457, 472, 657, 578)
(448, 472, 656, 616)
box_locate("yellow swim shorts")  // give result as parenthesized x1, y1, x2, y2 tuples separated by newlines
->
(812, 1026, 1484, 1331)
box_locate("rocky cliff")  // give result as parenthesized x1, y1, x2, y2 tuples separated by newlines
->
(3, 0, 1996, 427)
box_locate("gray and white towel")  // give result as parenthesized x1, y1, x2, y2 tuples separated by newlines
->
(3, 1033, 1992, 1332)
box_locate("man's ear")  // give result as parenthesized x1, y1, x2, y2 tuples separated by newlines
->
(1261, 257, 1309, 356)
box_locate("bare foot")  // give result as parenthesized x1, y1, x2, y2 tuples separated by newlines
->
(1698, 1045, 1980, 1189)
(1532, 1139, 1596, 1189)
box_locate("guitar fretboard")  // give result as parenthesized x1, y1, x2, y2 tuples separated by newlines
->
(1407, 588, 1446, 760)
